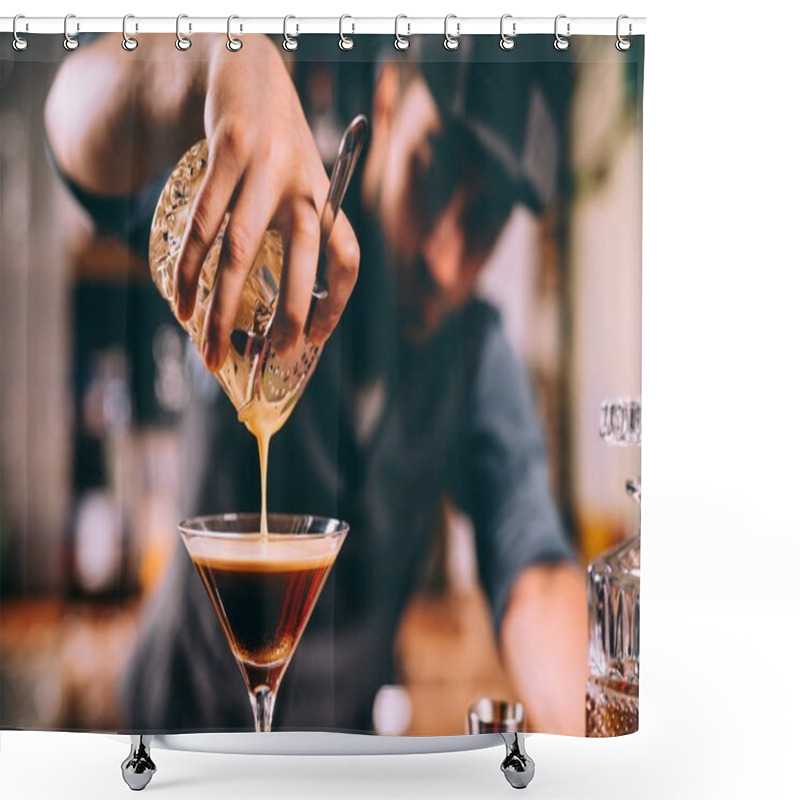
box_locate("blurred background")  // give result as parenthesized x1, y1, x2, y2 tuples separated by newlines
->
(0, 35, 641, 734)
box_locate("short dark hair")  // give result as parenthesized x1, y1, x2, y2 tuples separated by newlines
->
(418, 118, 520, 257)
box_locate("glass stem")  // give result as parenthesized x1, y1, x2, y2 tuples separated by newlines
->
(250, 685, 276, 732)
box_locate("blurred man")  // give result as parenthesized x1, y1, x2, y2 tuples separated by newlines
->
(46, 33, 587, 735)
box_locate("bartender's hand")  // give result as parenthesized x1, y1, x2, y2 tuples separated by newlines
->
(45, 34, 359, 371)
(178, 36, 360, 369)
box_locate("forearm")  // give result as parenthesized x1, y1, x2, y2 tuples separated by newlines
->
(44, 33, 282, 195)
(500, 562, 588, 736)
(45, 32, 357, 367)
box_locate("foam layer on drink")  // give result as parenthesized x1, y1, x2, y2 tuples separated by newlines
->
(186, 535, 339, 573)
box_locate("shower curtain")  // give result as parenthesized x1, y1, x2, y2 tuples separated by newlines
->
(0, 27, 643, 739)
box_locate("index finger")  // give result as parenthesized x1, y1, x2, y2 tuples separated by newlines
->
(271, 200, 320, 355)
(173, 150, 241, 321)
(306, 212, 360, 346)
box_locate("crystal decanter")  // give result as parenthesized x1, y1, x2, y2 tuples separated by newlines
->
(585, 397, 641, 737)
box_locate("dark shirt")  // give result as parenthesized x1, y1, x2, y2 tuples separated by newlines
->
(52, 60, 574, 736)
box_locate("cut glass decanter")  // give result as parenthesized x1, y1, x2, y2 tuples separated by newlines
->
(586, 397, 641, 737)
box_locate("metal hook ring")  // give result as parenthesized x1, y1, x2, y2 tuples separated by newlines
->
(227, 15, 243, 51)
(394, 15, 410, 50)
(63, 13, 79, 51)
(500, 14, 516, 50)
(12, 14, 28, 51)
(616, 15, 632, 51)
(283, 15, 298, 51)
(122, 14, 138, 51)
(553, 14, 570, 51)
(444, 14, 459, 51)
(339, 15, 355, 50)
(175, 14, 192, 51)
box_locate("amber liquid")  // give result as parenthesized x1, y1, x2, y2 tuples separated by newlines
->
(585, 677, 639, 737)
(189, 537, 336, 691)
(150, 139, 321, 429)
(240, 410, 278, 540)
(151, 139, 326, 543)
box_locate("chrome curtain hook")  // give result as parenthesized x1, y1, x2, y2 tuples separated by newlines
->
(12, 14, 28, 51)
(63, 13, 79, 51)
(444, 14, 460, 51)
(500, 14, 516, 50)
(122, 14, 139, 51)
(227, 15, 243, 51)
(554, 14, 570, 51)
(339, 15, 355, 50)
(616, 14, 632, 51)
(175, 14, 192, 51)
(283, 15, 298, 51)
(394, 15, 410, 50)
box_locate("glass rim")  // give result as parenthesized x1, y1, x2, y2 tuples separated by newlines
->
(177, 512, 349, 540)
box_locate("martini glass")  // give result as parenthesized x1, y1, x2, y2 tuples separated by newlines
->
(179, 513, 348, 732)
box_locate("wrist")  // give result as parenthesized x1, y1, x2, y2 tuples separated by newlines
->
(190, 35, 227, 121)
(201, 35, 288, 138)
(205, 33, 282, 77)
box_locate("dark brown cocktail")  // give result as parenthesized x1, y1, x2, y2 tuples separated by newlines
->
(180, 513, 347, 732)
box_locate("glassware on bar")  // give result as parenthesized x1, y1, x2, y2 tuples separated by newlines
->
(585, 397, 640, 737)
(149, 115, 368, 436)
(149, 140, 311, 435)
(179, 513, 348, 732)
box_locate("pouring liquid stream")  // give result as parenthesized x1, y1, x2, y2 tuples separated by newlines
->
(236, 115, 368, 545)
(150, 116, 368, 548)
(239, 405, 279, 542)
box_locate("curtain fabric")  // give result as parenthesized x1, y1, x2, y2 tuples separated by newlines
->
(0, 31, 644, 738)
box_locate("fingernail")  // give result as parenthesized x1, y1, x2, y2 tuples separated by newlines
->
(202, 339, 216, 371)
(271, 335, 287, 355)
(175, 292, 188, 321)
(308, 327, 325, 348)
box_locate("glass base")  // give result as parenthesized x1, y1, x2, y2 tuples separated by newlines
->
(586, 677, 638, 737)
(250, 685, 277, 733)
